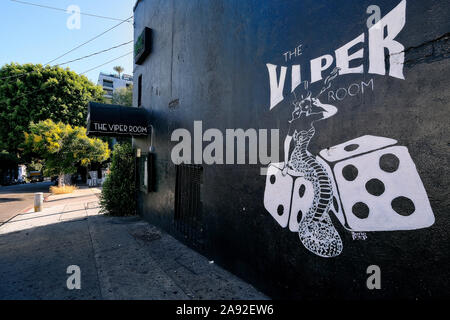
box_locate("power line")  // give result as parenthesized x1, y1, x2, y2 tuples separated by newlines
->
(10, 0, 132, 23)
(0, 41, 133, 81)
(58, 41, 133, 66)
(45, 15, 133, 65)
(80, 52, 133, 75)
(0, 15, 133, 81)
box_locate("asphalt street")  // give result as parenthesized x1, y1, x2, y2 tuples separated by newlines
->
(0, 182, 52, 225)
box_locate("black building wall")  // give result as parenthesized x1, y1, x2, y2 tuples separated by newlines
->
(132, 0, 449, 299)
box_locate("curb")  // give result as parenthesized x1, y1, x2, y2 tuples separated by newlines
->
(0, 193, 51, 228)
(0, 205, 32, 227)
(22, 205, 33, 213)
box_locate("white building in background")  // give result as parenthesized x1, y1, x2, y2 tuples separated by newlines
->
(97, 72, 133, 99)
(18, 165, 27, 183)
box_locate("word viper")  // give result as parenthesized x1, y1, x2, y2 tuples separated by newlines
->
(267, 0, 406, 110)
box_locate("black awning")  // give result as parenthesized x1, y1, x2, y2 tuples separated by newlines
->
(87, 102, 150, 137)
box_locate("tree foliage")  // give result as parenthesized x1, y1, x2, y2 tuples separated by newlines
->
(100, 143, 136, 216)
(113, 66, 124, 78)
(112, 85, 133, 107)
(27, 160, 43, 172)
(0, 63, 105, 155)
(23, 119, 110, 186)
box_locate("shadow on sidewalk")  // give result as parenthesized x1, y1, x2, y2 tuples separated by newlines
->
(0, 211, 267, 300)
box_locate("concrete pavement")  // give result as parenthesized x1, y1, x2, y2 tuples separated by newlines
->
(0, 187, 267, 300)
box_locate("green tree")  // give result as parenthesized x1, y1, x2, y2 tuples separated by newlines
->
(113, 66, 124, 78)
(112, 85, 133, 107)
(100, 143, 136, 216)
(27, 160, 43, 172)
(23, 119, 110, 187)
(0, 63, 105, 156)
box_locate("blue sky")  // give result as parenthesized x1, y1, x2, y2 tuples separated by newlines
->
(0, 0, 136, 83)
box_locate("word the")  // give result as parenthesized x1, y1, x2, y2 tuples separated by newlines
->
(283, 44, 303, 62)
(267, 0, 406, 110)
(328, 79, 374, 102)
(67, 5, 81, 30)
(171, 121, 280, 165)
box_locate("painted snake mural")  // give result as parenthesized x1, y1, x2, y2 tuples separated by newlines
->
(282, 69, 343, 257)
(264, 1, 435, 259)
(264, 66, 435, 258)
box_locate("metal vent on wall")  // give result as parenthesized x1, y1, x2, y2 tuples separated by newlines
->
(174, 164, 204, 248)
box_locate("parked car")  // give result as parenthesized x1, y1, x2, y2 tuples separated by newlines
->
(29, 171, 44, 183)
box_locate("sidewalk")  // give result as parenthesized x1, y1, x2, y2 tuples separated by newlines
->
(0, 187, 267, 300)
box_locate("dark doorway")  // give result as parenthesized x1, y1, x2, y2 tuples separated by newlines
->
(174, 164, 204, 248)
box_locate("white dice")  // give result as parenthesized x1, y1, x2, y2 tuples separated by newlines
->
(289, 177, 314, 232)
(264, 135, 435, 234)
(263, 163, 294, 228)
(264, 162, 313, 231)
(318, 135, 397, 163)
(317, 136, 435, 232)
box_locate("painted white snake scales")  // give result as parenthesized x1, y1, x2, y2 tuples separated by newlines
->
(289, 126, 343, 257)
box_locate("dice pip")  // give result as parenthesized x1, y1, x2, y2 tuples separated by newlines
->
(317, 135, 435, 232)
